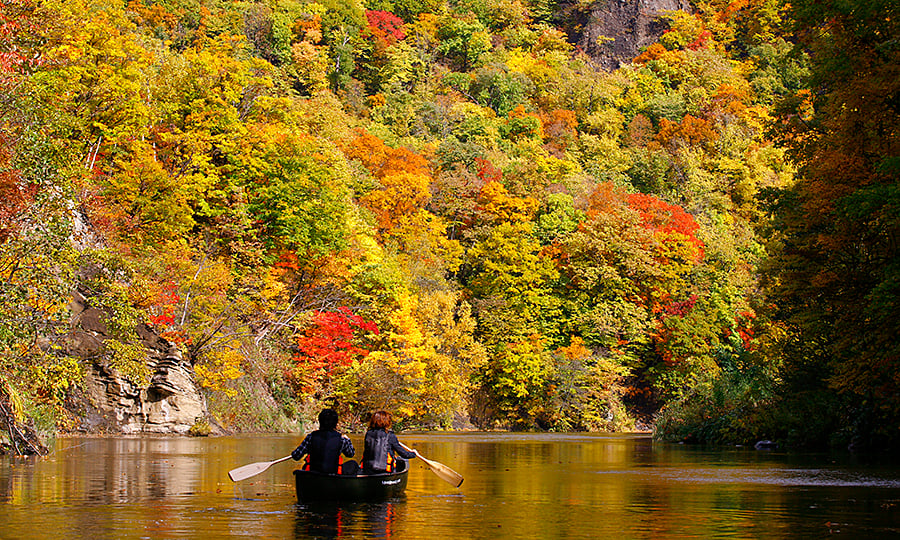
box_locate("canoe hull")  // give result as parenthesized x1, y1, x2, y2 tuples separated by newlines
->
(293, 466, 408, 501)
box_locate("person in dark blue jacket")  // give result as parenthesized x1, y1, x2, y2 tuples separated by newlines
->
(291, 408, 358, 474)
(362, 410, 417, 474)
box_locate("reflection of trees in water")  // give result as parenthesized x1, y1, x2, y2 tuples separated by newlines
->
(0, 458, 15, 503)
(294, 500, 405, 539)
(76, 438, 203, 504)
(0, 451, 65, 504)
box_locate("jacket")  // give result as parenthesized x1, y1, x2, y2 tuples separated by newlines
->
(362, 428, 416, 473)
(293, 429, 354, 474)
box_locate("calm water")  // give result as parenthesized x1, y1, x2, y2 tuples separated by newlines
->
(2, 433, 899, 539)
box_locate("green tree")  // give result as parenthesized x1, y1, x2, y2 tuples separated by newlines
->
(466, 221, 560, 345)
(436, 13, 491, 71)
(236, 126, 354, 267)
(767, 0, 900, 449)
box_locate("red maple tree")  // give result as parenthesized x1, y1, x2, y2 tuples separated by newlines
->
(626, 193, 705, 260)
(365, 10, 405, 45)
(294, 307, 379, 371)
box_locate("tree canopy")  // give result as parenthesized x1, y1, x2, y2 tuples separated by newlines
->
(2, 0, 894, 450)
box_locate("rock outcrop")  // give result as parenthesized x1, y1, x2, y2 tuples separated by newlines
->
(69, 292, 208, 434)
(559, 0, 693, 71)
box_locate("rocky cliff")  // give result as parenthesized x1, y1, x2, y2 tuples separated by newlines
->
(557, 0, 693, 70)
(67, 292, 208, 434)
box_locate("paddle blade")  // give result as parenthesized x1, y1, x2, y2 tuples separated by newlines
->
(424, 458, 464, 488)
(228, 455, 292, 482)
(399, 443, 464, 488)
(417, 454, 463, 487)
(228, 461, 272, 482)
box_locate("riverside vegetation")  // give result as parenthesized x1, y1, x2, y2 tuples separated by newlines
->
(0, 0, 897, 452)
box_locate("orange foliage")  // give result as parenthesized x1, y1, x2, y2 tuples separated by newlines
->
(0, 135, 36, 243)
(541, 109, 578, 155)
(655, 115, 718, 149)
(556, 337, 591, 362)
(341, 128, 430, 179)
(626, 114, 656, 148)
(626, 193, 705, 260)
(633, 43, 667, 65)
(541, 109, 577, 133)
(126, 0, 177, 31)
(294, 12, 323, 41)
(719, 0, 752, 20)
(584, 181, 628, 220)
(360, 171, 431, 231)
(342, 129, 434, 234)
(507, 104, 543, 139)
(709, 83, 751, 117)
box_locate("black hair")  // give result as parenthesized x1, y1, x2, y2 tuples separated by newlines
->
(318, 408, 339, 431)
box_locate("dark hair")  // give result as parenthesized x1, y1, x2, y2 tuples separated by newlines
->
(369, 410, 392, 430)
(318, 408, 339, 431)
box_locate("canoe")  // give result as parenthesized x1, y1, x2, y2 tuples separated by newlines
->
(293, 461, 409, 501)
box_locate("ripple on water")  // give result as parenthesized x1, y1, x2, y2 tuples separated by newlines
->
(595, 466, 900, 488)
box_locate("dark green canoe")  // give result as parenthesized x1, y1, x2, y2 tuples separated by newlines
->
(293, 462, 409, 501)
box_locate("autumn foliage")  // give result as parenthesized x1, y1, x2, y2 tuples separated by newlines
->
(5, 0, 891, 449)
(290, 308, 379, 394)
(295, 308, 379, 369)
(366, 10, 406, 44)
(627, 193, 705, 261)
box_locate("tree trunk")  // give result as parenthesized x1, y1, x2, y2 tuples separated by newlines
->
(0, 388, 48, 456)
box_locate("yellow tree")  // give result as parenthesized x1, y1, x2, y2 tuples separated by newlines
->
(336, 289, 484, 428)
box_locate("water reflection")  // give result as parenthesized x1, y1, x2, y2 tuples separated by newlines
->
(1, 434, 899, 539)
(52, 438, 209, 504)
(605, 466, 900, 488)
(294, 500, 405, 539)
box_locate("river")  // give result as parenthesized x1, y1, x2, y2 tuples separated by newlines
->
(1, 433, 899, 538)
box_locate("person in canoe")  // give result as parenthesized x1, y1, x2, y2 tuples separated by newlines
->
(291, 408, 359, 475)
(362, 410, 418, 474)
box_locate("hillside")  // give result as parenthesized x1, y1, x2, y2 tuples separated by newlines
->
(1, 0, 897, 451)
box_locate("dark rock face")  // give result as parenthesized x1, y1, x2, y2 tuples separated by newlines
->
(69, 292, 208, 434)
(559, 0, 693, 71)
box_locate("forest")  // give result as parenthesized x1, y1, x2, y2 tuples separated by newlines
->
(0, 0, 897, 451)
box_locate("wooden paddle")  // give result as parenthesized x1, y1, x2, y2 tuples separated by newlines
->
(228, 455, 293, 482)
(400, 443, 463, 487)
